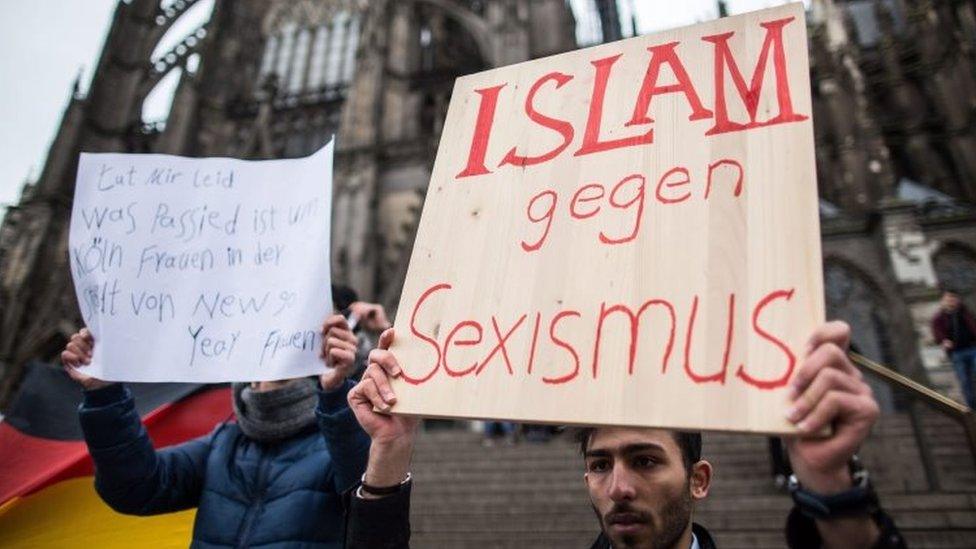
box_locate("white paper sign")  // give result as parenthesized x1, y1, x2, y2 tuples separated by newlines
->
(68, 143, 334, 382)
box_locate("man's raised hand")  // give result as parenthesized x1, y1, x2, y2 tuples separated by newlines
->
(349, 301, 392, 333)
(60, 328, 111, 391)
(319, 314, 360, 390)
(348, 329, 419, 445)
(348, 329, 420, 492)
(785, 321, 880, 493)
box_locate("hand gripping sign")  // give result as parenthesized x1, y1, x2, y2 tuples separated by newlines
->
(68, 143, 334, 383)
(389, 4, 823, 434)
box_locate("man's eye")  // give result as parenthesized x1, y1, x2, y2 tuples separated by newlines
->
(588, 460, 610, 473)
(634, 456, 658, 469)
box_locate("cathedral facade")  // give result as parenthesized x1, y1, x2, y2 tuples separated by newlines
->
(2, 0, 976, 412)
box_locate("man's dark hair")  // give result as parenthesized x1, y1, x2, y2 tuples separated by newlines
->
(331, 284, 359, 313)
(576, 428, 703, 474)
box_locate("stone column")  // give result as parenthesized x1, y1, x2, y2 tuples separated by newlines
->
(878, 199, 964, 400)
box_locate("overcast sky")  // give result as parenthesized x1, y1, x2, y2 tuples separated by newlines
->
(0, 0, 802, 217)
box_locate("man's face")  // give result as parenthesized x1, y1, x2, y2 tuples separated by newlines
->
(250, 379, 296, 392)
(583, 428, 709, 549)
(942, 292, 961, 312)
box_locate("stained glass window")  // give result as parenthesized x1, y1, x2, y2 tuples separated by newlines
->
(307, 24, 330, 90)
(288, 28, 312, 93)
(257, 12, 360, 95)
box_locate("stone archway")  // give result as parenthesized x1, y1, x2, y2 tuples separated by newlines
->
(414, 0, 495, 67)
(824, 258, 900, 411)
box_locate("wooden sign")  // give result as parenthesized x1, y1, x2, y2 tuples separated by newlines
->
(389, 3, 822, 434)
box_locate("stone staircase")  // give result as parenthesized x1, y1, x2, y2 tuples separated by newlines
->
(408, 408, 976, 548)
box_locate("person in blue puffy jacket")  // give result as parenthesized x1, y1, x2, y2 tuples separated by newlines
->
(60, 310, 376, 548)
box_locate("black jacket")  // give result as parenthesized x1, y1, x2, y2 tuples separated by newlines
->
(588, 522, 715, 549)
(343, 482, 906, 549)
(80, 382, 370, 548)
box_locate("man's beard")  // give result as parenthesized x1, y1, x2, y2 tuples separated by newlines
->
(594, 484, 693, 549)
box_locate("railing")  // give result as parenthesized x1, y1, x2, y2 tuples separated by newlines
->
(849, 352, 976, 485)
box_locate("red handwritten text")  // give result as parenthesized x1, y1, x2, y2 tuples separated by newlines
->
(402, 282, 797, 391)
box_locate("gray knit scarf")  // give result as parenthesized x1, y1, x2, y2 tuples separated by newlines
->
(231, 378, 318, 442)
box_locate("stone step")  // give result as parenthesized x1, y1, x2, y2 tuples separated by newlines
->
(414, 430, 973, 453)
(413, 441, 781, 455)
(414, 447, 804, 465)
(410, 483, 950, 500)
(408, 503, 976, 531)
(408, 468, 963, 496)
(410, 492, 976, 512)
(406, 411, 976, 548)
(409, 529, 976, 549)
(412, 459, 772, 477)
(900, 530, 976, 549)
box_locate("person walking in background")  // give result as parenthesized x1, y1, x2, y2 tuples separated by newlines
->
(931, 289, 976, 408)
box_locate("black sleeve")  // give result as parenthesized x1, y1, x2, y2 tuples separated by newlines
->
(315, 379, 371, 493)
(344, 482, 412, 549)
(785, 506, 907, 549)
(78, 384, 213, 515)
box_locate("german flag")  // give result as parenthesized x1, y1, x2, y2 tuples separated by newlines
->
(0, 361, 231, 547)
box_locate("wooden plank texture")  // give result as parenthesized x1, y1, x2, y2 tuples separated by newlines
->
(389, 3, 822, 434)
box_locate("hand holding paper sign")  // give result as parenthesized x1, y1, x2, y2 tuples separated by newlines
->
(68, 143, 334, 383)
(61, 328, 112, 391)
(348, 302, 392, 333)
(65, 317, 362, 392)
(320, 314, 360, 390)
(61, 324, 371, 546)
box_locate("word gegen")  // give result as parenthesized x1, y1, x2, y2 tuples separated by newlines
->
(402, 283, 797, 390)
(520, 159, 743, 252)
